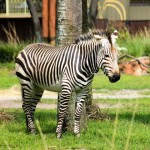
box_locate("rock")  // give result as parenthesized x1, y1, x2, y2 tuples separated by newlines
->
(119, 56, 150, 76)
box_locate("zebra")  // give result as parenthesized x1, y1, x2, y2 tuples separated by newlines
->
(15, 30, 120, 138)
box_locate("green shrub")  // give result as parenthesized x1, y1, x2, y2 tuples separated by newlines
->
(0, 42, 27, 63)
(118, 27, 150, 57)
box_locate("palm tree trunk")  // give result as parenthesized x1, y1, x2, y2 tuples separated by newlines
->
(89, 0, 98, 28)
(56, 0, 84, 132)
(56, 0, 82, 46)
(82, 0, 89, 33)
(26, 0, 42, 42)
(82, 0, 93, 116)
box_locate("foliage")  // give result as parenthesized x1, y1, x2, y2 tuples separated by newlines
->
(118, 27, 150, 57)
(0, 42, 27, 63)
(0, 97, 150, 149)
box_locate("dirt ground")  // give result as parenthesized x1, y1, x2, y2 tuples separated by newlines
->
(0, 85, 150, 109)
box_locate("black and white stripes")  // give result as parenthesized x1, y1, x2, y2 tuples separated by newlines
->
(15, 30, 120, 138)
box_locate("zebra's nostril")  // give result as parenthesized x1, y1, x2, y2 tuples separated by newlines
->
(113, 73, 120, 80)
(109, 73, 120, 83)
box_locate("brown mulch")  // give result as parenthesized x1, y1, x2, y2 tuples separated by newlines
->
(0, 110, 15, 122)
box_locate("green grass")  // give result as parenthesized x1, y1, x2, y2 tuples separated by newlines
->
(92, 73, 150, 90)
(0, 68, 18, 89)
(40, 99, 57, 104)
(94, 97, 150, 105)
(0, 98, 150, 150)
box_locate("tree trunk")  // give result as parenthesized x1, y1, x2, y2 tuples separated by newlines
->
(82, 0, 89, 33)
(89, 0, 98, 28)
(56, 0, 82, 46)
(82, 0, 93, 116)
(26, 0, 42, 42)
(56, 0, 84, 132)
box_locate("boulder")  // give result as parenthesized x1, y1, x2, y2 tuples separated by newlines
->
(119, 56, 150, 76)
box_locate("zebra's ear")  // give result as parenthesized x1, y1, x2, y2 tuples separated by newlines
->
(94, 34, 102, 40)
(111, 30, 118, 45)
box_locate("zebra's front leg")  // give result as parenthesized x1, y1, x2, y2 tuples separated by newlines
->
(74, 90, 88, 137)
(56, 86, 72, 139)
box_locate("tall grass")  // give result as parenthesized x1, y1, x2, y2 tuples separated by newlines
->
(118, 27, 150, 57)
(0, 22, 30, 63)
(2, 22, 20, 44)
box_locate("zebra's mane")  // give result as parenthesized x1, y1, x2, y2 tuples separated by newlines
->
(75, 29, 111, 44)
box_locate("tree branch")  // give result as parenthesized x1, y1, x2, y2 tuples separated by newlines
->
(119, 54, 150, 68)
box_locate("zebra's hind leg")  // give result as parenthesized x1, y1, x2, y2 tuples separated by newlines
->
(21, 83, 35, 134)
(22, 83, 44, 134)
(30, 84, 44, 128)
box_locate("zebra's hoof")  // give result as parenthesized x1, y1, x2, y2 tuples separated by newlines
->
(56, 133, 62, 139)
(76, 133, 80, 138)
(29, 128, 36, 134)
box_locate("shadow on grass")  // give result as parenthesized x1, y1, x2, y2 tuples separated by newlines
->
(35, 110, 57, 134)
(110, 112, 150, 124)
(2, 108, 149, 137)
(2, 109, 57, 134)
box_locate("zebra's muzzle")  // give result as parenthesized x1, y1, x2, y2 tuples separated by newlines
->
(109, 73, 120, 83)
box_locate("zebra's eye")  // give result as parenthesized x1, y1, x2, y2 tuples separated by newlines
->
(104, 54, 109, 57)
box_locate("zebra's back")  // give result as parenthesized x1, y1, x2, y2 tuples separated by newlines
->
(15, 43, 93, 92)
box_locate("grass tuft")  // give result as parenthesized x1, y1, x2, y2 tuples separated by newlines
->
(87, 103, 109, 120)
(36, 120, 48, 150)
(124, 100, 138, 150)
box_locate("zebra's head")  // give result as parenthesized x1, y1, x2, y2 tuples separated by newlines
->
(94, 30, 120, 83)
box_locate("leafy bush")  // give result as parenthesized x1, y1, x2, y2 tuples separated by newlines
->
(118, 27, 150, 57)
(0, 42, 27, 63)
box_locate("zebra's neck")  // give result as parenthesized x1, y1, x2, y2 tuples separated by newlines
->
(82, 42, 100, 75)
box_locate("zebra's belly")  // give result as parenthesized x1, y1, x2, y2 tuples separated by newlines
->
(44, 84, 85, 93)
(37, 81, 62, 92)
(36, 82, 85, 93)
(46, 83, 62, 92)
(33, 77, 92, 93)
